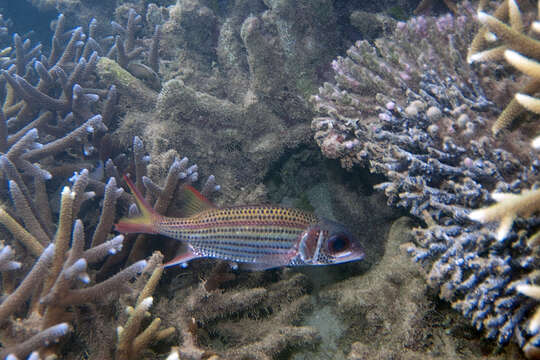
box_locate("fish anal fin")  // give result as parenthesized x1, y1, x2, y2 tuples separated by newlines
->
(163, 248, 201, 268)
(178, 185, 216, 217)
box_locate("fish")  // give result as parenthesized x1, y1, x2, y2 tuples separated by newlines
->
(114, 175, 364, 270)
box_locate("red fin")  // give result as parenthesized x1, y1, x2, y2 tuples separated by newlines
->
(163, 248, 200, 268)
(177, 185, 216, 217)
(114, 174, 159, 234)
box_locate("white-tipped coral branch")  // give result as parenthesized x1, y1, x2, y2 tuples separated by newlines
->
(517, 284, 540, 333)
(467, 0, 540, 135)
(115, 252, 175, 360)
(0, 244, 21, 271)
(48, 260, 147, 307)
(0, 244, 54, 322)
(90, 177, 124, 248)
(0, 323, 70, 360)
(469, 188, 540, 240)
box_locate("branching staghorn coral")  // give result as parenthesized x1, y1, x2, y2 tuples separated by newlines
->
(0, 136, 201, 358)
(467, 0, 540, 135)
(105, 135, 220, 266)
(1, 14, 113, 124)
(0, 22, 167, 354)
(0, 9, 181, 360)
(0, 169, 149, 358)
(311, 7, 540, 358)
(0, 7, 164, 260)
(116, 252, 175, 360)
(0, 132, 217, 359)
(0, 323, 70, 360)
(501, 47, 540, 146)
(0, 13, 121, 231)
(469, 187, 540, 240)
(467, 187, 540, 358)
(108, 8, 161, 89)
(0, 7, 161, 182)
(157, 266, 319, 360)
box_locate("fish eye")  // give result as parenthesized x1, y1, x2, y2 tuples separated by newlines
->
(327, 233, 351, 254)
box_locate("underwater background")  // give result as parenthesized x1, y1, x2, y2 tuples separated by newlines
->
(0, 0, 539, 359)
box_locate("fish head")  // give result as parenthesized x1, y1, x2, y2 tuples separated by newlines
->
(297, 218, 364, 266)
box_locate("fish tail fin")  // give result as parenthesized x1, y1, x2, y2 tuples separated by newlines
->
(114, 174, 159, 234)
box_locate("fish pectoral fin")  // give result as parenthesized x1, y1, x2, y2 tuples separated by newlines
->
(163, 248, 200, 268)
(240, 250, 297, 271)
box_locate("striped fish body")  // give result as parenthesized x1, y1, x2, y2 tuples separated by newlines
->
(115, 176, 364, 269)
(157, 206, 316, 267)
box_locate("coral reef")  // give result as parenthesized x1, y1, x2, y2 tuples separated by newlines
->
(5, 0, 528, 359)
(311, 6, 540, 358)
(113, 0, 329, 198)
(0, 137, 182, 358)
(18, 0, 420, 208)
(0, 12, 119, 191)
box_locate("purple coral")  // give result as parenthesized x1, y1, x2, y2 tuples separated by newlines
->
(312, 9, 540, 355)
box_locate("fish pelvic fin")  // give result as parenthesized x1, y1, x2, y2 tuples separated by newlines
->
(114, 174, 159, 234)
(163, 247, 200, 268)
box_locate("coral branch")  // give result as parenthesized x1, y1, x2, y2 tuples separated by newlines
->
(0, 245, 21, 272)
(23, 114, 107, 162)
(469, 188, 540, 240)
(52, 260, 147, 306)
(0, 208, 44, 257)
(115, 252, 173, 360)
(0, 323, 70, 359)
(0, 244, 54, 322)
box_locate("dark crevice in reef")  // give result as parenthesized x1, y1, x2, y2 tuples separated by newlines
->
(264, 143, 387, 204)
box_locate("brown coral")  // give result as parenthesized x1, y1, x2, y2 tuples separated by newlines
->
(157, 267, 319, 360)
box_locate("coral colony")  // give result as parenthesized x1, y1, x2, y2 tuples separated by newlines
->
(311, 1, 540, 359)
(0, 8, 177, 359)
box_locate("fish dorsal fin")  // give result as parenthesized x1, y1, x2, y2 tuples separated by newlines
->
(177, 185, 216, 217)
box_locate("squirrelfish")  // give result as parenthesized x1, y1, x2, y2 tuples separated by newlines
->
(115, 175, 364, 270)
